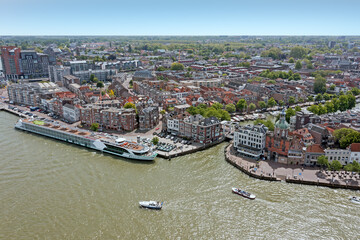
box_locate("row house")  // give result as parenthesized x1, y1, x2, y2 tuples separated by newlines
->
(80, 106, 137, 132)
(63, 104, 81, 123)
(166, 114, 222, 144)
(136, 100, 160, 131)
(324, 143, 360, 166)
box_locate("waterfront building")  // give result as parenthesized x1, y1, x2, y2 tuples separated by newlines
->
(304, 144, 325, 166)
(266, 109, 304, 165)
(63, 104, 80, 123)
(20, 50, 50, 79)
(166, 113, 222, 144)
(137, 101, 160, 131)
(324, 148, 350, 166)
(233, 124, 267, 160)
(349, 143, 360, 164)
(79, 105, 137, 132)
(7, 82, 66, 106)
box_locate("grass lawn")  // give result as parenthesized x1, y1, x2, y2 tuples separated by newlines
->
(33, 120, 45, 126)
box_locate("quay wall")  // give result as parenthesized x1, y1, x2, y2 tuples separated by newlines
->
(157, 138, 225, 159)
(224, 144, 360, 191)
(224, 144, 279, 182)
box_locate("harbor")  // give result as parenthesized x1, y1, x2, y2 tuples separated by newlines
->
(1, 111, 359, 239)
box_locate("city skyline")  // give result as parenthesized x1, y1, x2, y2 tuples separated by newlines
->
(1, 0, 360, 35)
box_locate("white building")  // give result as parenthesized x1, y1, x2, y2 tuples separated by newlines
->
(167, 119, 179, 133)
(233, 124, 267, 159)
(349, 143, 360, 164)
(63, 104, 80, 123)
(324, 148, 351, 166)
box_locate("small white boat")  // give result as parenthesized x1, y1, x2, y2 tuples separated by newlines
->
(232, 187, 256, 200)
(349, 196, 360, 204)
(139, 201, 163, 210)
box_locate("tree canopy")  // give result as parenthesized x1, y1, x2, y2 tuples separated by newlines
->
(290, 46, 308, 59)
(171, 62, 185, 71)
(334, 128, 360, 149)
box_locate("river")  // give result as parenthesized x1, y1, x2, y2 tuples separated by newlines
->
(0, 112, 359, 239)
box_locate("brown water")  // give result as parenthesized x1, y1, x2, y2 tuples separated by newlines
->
(1, 112, 359, 240)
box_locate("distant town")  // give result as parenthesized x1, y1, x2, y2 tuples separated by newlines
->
(1, 36, 360, 181)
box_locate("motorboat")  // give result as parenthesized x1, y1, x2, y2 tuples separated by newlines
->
(349, 196, 360, 204)
(139, 201, 163, 210)
(232, 187, 256, 200)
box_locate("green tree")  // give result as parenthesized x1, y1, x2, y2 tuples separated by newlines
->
(96, 81, 104, 88)
(290, 46, 308, 59)
(90, 74, 95, 82)
(330, 84, 336, 91)
(156, 66, 166, 71)
(295, 106, 301, 112)
(288, 96, 296, 105)
(278, 100, 284, 107)
(307, 95, 314, 102)
(329, 160, 342, 171)
(236, 99, 247, 112)
(285, 107, 296, 122)
(350, 87, 360, 96)
(124, 102, 136, 110)
(211, 102, 223, 110)
(258, 101, 267, 109)
(267, 97, 277, 108)
(338, 95, 348, 111)
(315, 94, 323, 102)
(152, 137, 159, 145)
(323, 93, 331, 101)
(254, 119, 274, 131)
(289, 57, 295, 63)
(295, 60, 302, 70)
(325, 101, 335, 113)
(346, 92, 356, 109)
(314, 75, 326, 94)
(317, 104, 327, 115)
(225, 104, 236, 113)
(317, 155, 329, 168)
(90, 123, 99, 132)
(160, 110, 166, 115)
(171, 62, 185, 71)
(93, 77, 99, 83)
(307, 105, 319, 115)
(249, 103, 256, 111)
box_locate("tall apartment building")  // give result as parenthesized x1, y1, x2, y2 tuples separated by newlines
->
(7, 82, 66, 106)
(48, 65, 71, 83)
(1, 46, 22, 80)
(1, 46, 50, 80)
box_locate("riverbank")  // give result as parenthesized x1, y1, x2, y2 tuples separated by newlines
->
(224, 144, 360, 191)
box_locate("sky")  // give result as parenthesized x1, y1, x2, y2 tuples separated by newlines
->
(0, 0, 359, 35)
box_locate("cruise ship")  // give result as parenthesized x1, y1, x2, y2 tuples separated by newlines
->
(15, 118, 157, 161)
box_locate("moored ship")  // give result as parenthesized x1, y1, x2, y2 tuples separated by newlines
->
(15, 118, 156, 161)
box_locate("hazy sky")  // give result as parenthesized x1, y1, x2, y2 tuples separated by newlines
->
(1, 0, 359, 35)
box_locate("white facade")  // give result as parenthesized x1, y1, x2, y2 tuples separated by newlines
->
(233, 124, 267, 159)
(167, 119, 179, 132)
(350, 151, 360, 164)
(324, 149, 351, 166)
(63, 104, 80, 123)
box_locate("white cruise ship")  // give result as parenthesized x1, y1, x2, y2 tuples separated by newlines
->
(15, 119, 156, 161)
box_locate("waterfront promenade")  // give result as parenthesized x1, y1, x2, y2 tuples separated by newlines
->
(225, 144, 360, 190)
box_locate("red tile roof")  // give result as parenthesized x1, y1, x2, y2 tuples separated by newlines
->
(350, 143, 360, 152)
(306, 144, 324, 153)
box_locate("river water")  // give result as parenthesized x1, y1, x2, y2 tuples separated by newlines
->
(1, 112, 359, 240)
